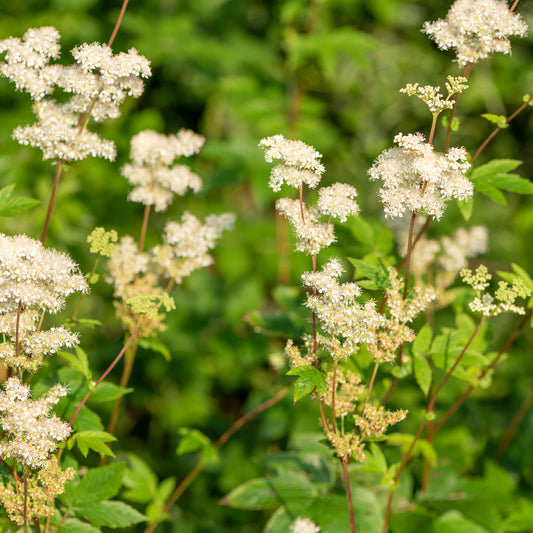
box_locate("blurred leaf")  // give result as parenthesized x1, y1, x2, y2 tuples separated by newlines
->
(58, 518, 101, 533)
(414, 356, 432, 397)
(348, 258, 390, 290)
(481, 113, 508, 129)
(88, 382, 133, 404)
(123, 454, 158, 503)
(139, 336, 171, 362)
(0, 184, 39, 217)
(59, 346, 91, 380)
(221, 478, 280, 510)
(177, 428, 218, 462)
(435, 510, 490, 533)
(413, 324, 432, 357)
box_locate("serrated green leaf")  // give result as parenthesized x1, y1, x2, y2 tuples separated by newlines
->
(435, 510, 490, 533)
(58, 348, 91, 380)
(472, 178, 507, 204)
(287, 365, 326, 401)
(471, 159, 522, 178)
(414, 356, 432, 397)
(138, 336, 171, 361)
(62, 463, 125, 506)
(359, 443, 387, 475)
(122, 454, 158, 503)
(348, 258, 390, 290)
(413, 324, 432, 357)
(58, 518, 101, 533)
(70, 431, 116, 458)
(489, 173, 533, 194)
(75, 501, 146, 528)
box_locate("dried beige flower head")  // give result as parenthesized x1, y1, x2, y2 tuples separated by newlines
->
(423, 0, 528, 66)
(122, 129, 205, 212)
(0, 378, 71, 469)
(259, 134, 325, 191)
(0, 457, 74, 525)
(368, 132, 473, 219)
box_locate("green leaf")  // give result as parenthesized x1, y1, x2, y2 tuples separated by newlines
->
(75, 501, 146, 528)
(481, 113, 508, 129)
(88, 382, 133, 404)
(0, 184, 40, 217)
(471, 178, 507, 205)
(69, 431, 116, 458)
(457, 196, 473, 220)
(58, 518, 101, 533)
(387, 433, 437, 465)
(489, 173, 533, 194)
(177, 428, 218, 462)
(139, 336, 171, 361)
(348, 216, 375, 245)
(471, 159, 522, 178)
(62, 463, 126, 506)
(58, 346, 91, 380)
(287, 365, 326, 402)
(359, 443, 388, 475)
(348, 258, 391, 290)
(413, 324, 432, 357)
(435, 510, 490, 533)
(221, 478, 280, 510)
(414, 356, 432, 397)
(76, 318, 102, 329)
(122, 454, 158, 503)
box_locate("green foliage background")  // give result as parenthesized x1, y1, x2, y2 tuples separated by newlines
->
(1, 0, 533, 531)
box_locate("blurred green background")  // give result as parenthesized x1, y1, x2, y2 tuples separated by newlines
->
(1, 1, 533, 531)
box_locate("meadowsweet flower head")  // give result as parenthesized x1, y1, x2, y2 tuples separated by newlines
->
(354, 405, 408, 439)
(0, 378, 71, 469)
(423, 0, 528, 66)
(317, 183, 360, 222)
(152, 211, 235, 283)
(13, 100, 116, 161)
(290, 517, 321, 533)
(0, 233, 88, 313)
(276, 198, 335, 255)
(439, 226, 488, 274)
(368, 132, 472, 219)
(122, 129, 205, 212)
(259, 134, 325, 191)
(0, 27, 61, 100)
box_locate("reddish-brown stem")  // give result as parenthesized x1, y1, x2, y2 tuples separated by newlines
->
(342, 457, 356, 533)
(382, 318, 485, 533)
(23, 467, 28, 533)
(143, 387, 290, 533)
(362, 362, 379, 416)
(138, 205, 151, 253)
(471, 95, 533, 163)
(331, 360, 338, 433)
(299, 183, 306, 223)
(402, 212, 417, 300)
(510, 0, 520, 12)
(107, 0, 130, 48)
(428, 114, 438, 145)
(444, 63, 473, 152)
(68, 332, 138, 426)
(40, 161, 65, 244)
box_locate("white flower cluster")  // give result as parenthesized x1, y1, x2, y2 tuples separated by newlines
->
(0, 233, 88, 313)
(368, 132, 473, 219)
(0, 26, 151, 162)
(122, 129, 205, 212)
(0, 378, 71, 469)
(423, 0, 528, 66)
(259, 134, 325, 191)
(0, 234, 87, 372)
(290, 517, 321, 533)
(152, 212, 236, 283)
(260, 134, 359, 255)
(302, 259, 385, 354)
